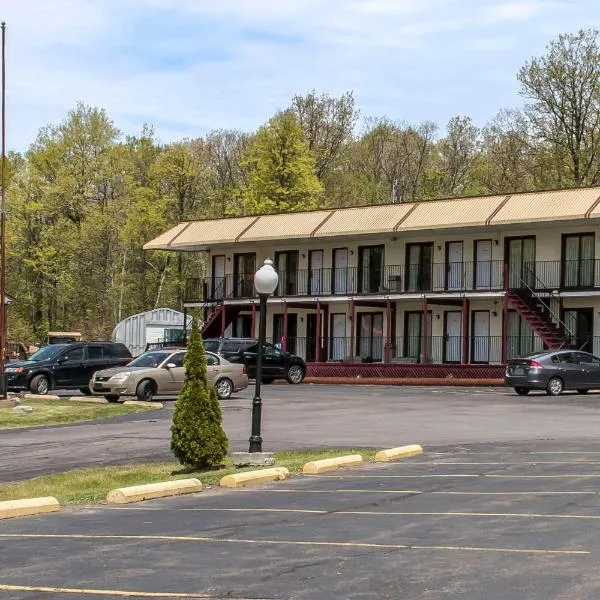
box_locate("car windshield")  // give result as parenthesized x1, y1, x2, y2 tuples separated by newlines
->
(27, 345, 66, 362)
(127, 352, 171, 368)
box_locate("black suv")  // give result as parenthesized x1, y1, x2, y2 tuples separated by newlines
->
(5, 342, 132, 395)
(203, 338, 306, 384)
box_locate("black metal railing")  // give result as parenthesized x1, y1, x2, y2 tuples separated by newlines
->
(142, 334, 600, 364)
(185, 259, 600, 302)
(278, 335, 519, 363)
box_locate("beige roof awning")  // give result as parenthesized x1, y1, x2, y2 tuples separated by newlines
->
(143, 216, 260, 251)
(490, 188, 600, 225)
(399, 194, 508, 231)
(312, 204, 414, 238)
(143, 222, 189, 251)
(142, 186, 600, 251)
(239, 210, 333, 242)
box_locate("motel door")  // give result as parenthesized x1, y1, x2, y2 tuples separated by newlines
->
(212, 255, 225, 299)
(472, 311, 490, 363)
(446, 242, 463, 290)
(333, 249, 349, 294)
(475, 240, 492, 290)
(330, 314, 346, 360)
(506, 237, 535, 289)
(309, 250, 324, 295)
(444, 311, 462, 362)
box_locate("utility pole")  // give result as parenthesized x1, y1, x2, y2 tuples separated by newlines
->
(0, 22, 7, 398)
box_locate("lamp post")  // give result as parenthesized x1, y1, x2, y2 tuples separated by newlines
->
(249, 258, 278, 453)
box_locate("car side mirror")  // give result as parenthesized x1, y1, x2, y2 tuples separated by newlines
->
(165, 363, 177, 369)
(56, 357, 66, 364)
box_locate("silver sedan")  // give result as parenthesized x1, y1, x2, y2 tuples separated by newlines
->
(90, 348, 248, 402)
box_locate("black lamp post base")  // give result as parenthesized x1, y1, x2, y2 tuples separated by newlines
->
(248, 436, 263, 453)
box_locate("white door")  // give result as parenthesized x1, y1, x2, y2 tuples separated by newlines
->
(310, 250, 324, 295)
(333, 249, 348, 294)
(475, 240, 492, 290)
(213, 255, 226, 299)
(445, 312, 462, 362)
(330, 314, 346, 360)
(447, 242, 463, 290)
(472, 311, 490, 362)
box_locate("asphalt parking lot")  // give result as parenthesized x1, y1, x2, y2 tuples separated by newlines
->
(5, 384, 600, 482)
(2, 439, 600, 599)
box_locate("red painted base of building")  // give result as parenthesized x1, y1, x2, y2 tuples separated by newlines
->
(305, 362, 505, 383)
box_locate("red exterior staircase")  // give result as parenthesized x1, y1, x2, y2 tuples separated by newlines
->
(201, 305, 240, 338)
(506, 290, 569, 350)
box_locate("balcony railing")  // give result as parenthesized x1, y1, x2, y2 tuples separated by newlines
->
(185, 259, 600, 302)
(264, 335, 554, 364)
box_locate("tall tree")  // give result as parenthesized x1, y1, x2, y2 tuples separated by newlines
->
(289, 91, 358, 180)
(204, 129, 251, 217)
(434, 116, 480, 196)
(354, 118, 437, 203)
(239, 111, 323, 214)
(518, 29, 600, 186)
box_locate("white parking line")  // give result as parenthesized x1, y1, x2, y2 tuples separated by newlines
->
(103, 507, 600, 520)
(0, 533, 588, 556)
(312, 474, 600, 479)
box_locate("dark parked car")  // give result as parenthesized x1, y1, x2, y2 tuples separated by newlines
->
(203, 337, 306, 384)
(5, 342, 132, 395)
(505, 349, 600, 396)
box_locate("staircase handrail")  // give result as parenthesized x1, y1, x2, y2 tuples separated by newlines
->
(518, 265, 576, 345)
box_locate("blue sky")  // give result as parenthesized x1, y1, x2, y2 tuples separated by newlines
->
(3, 0, 599, 151)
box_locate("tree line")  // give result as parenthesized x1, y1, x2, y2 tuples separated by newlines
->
(4, 29, 600, 343)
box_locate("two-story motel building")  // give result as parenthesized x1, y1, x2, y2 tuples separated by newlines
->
(144, 186, 600, 378)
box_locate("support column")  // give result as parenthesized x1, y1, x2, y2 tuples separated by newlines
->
(461, 297, 469, 364)
(502, 293, 509, 363)
(220, 304, 226, 337)
(251, 302, 256, 338)
(315, 300, 321, 362)
(183, 306, 188, 345)
(349, 300, 355, 362)
(385, 300, 392, 363)
(282, 301, 288, 351)
(323, 303, 329, 361)
(421, 296, 429, 363)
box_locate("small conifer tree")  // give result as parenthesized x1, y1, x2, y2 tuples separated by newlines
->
(171, 317, 228, 468)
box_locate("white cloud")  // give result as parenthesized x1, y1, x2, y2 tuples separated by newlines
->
(479, 1, 546, 24)
(2, 0, 596, 150)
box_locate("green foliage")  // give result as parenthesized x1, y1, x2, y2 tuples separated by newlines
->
(518, 29, 600, 186)
(171, 318, 228, 468)
(6, 35, 600, 345)
(239, 111, 323, 214)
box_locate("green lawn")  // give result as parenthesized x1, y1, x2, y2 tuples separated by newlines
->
(0, 399, 157, 429)
(0, 449, 377, 504)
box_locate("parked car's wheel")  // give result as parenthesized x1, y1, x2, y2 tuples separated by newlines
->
(216, 378, 233, 400)
(577, 389, 590, 394)
(29, 374, 49, 395)
(514, 387, 530, 396)
(286, 364, 305, 384)
(136, 379, 155, 402)
(80, 387, 92, 396)
(546, 376, 564, 396)
(262, 378, 274, 384)
(104, 395, 120, 403)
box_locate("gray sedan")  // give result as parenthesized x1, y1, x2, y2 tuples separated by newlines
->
(505, 350, 600, 396)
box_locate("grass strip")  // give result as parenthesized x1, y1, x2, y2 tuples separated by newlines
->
(0, 449, 377, 504)
(0, 399, 156, 429)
